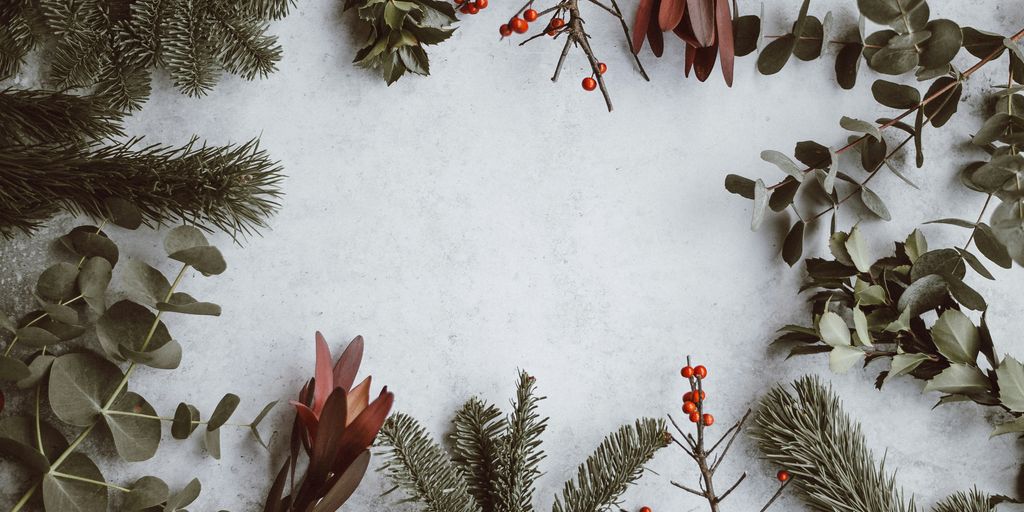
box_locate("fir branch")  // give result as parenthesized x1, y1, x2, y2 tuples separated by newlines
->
(162, 0, 219, 97)
(494, 370, 548, 512)
(0, 136, 283, 238)
(0, 88, 125, 145)
(239, 0, 294, 21)
(378, 412, 483, 512)
(0, 3, 37, 79)
(94, 56, 152, 112)
(50, 30, 107, 89)
(123, 0, 174, 67)
(209, 4, 282, 80)
(551, 418, 668, 512)
(450, 397, 505, 510)
(752, 376, 917, 512)
(932, 489, 993, 512)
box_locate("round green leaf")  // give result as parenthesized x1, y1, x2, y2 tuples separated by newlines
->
(169, 246, 227, 276)
(36, 263, 78, 302)
(0, 311, 15, 334)
(59, 226, 118, 266)
(123, 261, 170, 307)
(0, 355, 31, 382)
(156, 292, 222, 316)
(16, 326, 61, 348)
(49, 352, 123, 427)
(165, 478, 202, 511)
(757, 34, 796, 75)
(782, 221, 805, 267)
(36, 298, 79, 326)
(922, 77, 961, 128)
(919, 19, 962, 68)
(991, 198, 1024, 266)
(887, 0, 928, 34)
(96, 300, 174, 364)
(207, 393, 240, 431)
(103, 198, 143, 230)
(975, 223, 1013, 269)
(897, 274, 948, 316)
(172, 402, 200, 440)
(857, 0, 901, 25)
(104, 391, 161, 462)
(78, 257, 112, 313)
(17, 353, 55, 389)
(164, 226, 210, 254)
(870, 42, 918, 75)
(123, 476, 169, 511)
(932, 309, 980, 364)
(910, 248, 964, 281)
(0, 416, 68, 474)
(962, 26, 1004, 59)
(871, 79, 921, 109)
(732, 15, 760, 56)
(43, 453, 108, 512)
(793, 15, 824, 61)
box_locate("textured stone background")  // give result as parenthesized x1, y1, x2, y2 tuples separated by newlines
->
(3, 1, 1024, 510)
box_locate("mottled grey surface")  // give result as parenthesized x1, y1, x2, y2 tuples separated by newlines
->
(3, 1, 1024, 511)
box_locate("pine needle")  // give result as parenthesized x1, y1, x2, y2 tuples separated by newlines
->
(494, 371, 548, 512)
(932, 489, 993, 512)
(450, 397, 505, 510)
(0, 88, 125, 145)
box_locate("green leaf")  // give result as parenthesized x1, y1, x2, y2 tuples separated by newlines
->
(888, 353, 930, 379)
(919, 19, 962, 68)
(975, 223, 1012, 269)
(733, 15, 761, 56)
(887, 0, 929, 34)
(49, 352, 123, 427)
(853, 306, 872, 346)
(855, 282, 887, 305)
(818, 311, 851, 347)
(911, 249, 964, 281)
(760, 150, 805, 181)
(165, 478, 202, 511)
(0, 416, 68, 474)
(165, 226, 227, 275)
(857, 0, 902, 24)
(172, 402, 200, 440)
(769, 178, 801, 212)
(829, 345, 865, 373)
(250, 400, 278, 449)
(42, 453, 108, 512)
(869, 41, 919, 74)
(36, 262, 79, 302)
(835, 42, 864, 89)
(17, 325, 62, 348)
(104, 198, 143, 230)
(829, 231, 854, 266)
(844, 225, 871, 273)
(924, 363, 989, 395)
(794, 140, 831, 168)
(104, 391, 161, 462)
(905, 229, 927, 262)
(78, 257, 112, 313)
(17, 354, 55, 389)
(97, 301, 177, 368)
(973, 113, 1011, 146)
(757, 34, 796, 75)
(164, 226, 211, 254)
(59, 227, 119, 266)
(124, 476, 170, 511)
(792, 15, 824, 61)
(205, 427, 221, 459)
(124, 261, 171, 307)
(0, 311, 14, 334)
(945, 273, 986, 311)
(782, 221, 805, 267)
(207, 393, 241, 431)
(823, 147, 839, 194)
(859, 187, 891, 221)
(897, 274, 947, 316)
(156, 292, 221, 316)
(725, 174, 755, 199)
(955, 248, 993, 280)
(922, 77, 961, 128)
(751, 179, 768, 231)
(991, 198, 1024, 266)
(37, 297, 78, 325)
(992, 416, 1024, 437)
(383, 1, 407, 30)
(997, 356, 1024, 412)
(0, 355, 31, 382)
(871, 79, 920, 109)
(840, 116, 882, 141)
(932, 310, 980, 364)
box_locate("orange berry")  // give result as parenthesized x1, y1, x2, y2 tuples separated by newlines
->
(680, 366, 694, 378)
(683, 391, 693, 402)
(777, 470, 791, 482)
(582, 77, 597, 91)
(499, 24, 512, 36)
(694, 365, 707, 379)
(682, 401, 697, 414)
(459, 5, 471, 13)
(688, 411, 700, 423)
(551, 17, 565, 27)
(524, 8, 539, 21)
(467, 4, 479, 13)
(598, 62, 607, 74)
(476, 0, 488, 7)
(702, 413, 714, 426)
(511, 17, 528, 33)
(640, 508, 652, 512)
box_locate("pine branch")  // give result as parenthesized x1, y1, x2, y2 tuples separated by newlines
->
(552, 418, 669, 512)
(162, 0, 219, 97)
(0, 3, 37, 79)
(752, 376, 917, 512)
(122, 0, 175, 67)
(0, 88, 125, 145)
(494, 370, 548, 512)
(932, 489, 993, 512)
(238, 0, 294, 21)
(450, 397, 505, 510)
(94, 51, 152, 112)
(378, 412, 483, 512)
(50, 30, 107, 89)
(0, 136, 283, 238)
(209, 4, 282, 80)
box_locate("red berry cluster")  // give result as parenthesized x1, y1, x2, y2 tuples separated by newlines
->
(679, 363, 713, 426)
(500, 7, 566, 38)
(455, 0, 487, 15)
(580, 62, 606, 92)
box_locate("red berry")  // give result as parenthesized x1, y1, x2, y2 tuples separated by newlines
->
(476, 0, 488, 7)
(454, 0, 465, 4)
(551, 17, 565, 27)
(688, 411, 700, 423)
(511, 17, 529, 33)
(467, 4, 479, 13)
(680, 366, 694, 378)
(582, 77, 597, 91)
(683, 391, 693, 402)
(598, 62, 607, 74)
(694, 365, 708, 379)
(459, 5, 471, 13)
(500, 24, 512, 36)
(777, 470, 791, 482)
(640, 508, 652, 512)
(702, 413, 714, 426)
(682, 401, 697, 414)
(524, 8, 539, 21)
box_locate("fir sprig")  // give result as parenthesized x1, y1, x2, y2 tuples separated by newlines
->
(0, 137, 283, 238)
(494, 371, 547, 512)
(451, 398, 505, 510)
(0, 88, 125, 145)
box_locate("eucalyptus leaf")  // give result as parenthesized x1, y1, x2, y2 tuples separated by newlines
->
(207, 393, 240, 431)
(840, 116, 882, 141)
(104, 391, 161, 462)
(919, 19, 962, 68)
(760, 150, 804, 181)
(124, 261, 171, 307)
(835, 43, 864, 89)
(859, 187, 891, 221)
(156, 293, 222, 316)
(990, 198, 1024, 266)
(871, 79, 920, 109)
(124, 476, 170, 511)
(0, 355, 31, 382)
(49, 352, 122, 427)
(897, 274, 947, 316)
(911, 249, 964, 281)
(975, 223, 1013, 269)
(78, 257, 112, 313)
(16, 326, 61, 348)
(857, 0, 901, 25)
(769, 178, 801, 212)
(172, 402, 200, 440)
(956, 248, 993, 280)
(97, 301, 174, 364)
(169, 246, 227, 276)
(164, 226, 211, 255)
(944, 273, 986, 311)
(16, 354, 55, 389)
(757, 34, 796, 75)
(205, 427, 222, 459)
(42, 453, 108, 512)
(0, 415, 67, 474)
(922, 78, 961, 128)
(104, 198, 143, 230)
(66, 230, 119, 267)
(869, 44, 918, 75)
(725, 174, 755, 199)
(782, 221, 805, 267)
(37, 298, 78, 325)
(751, 179, 768, 231)
(165, 478, 202, 511)
(250, 400, 278, 449)
(36, 263, 78, 302)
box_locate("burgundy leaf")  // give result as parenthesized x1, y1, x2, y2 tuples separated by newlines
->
(632, 0, 655, 54)
(308, 388, 349, 485)
(693, 42, 718, 81)
(290, 401, 319, 443)
(684, 43, 696, 76)
(333, 335, 364, 392)
(673, 13, 698, 46)
(314, 332, 333, 413)
(647, 0, 665, 57)
(263, 459, 290, 512)
(715, 0, 734, 86)
(686, 0, 716, 47)
(332, 390, 394, 474)
(313, 450, 371, 512)
(658, 0, 686, 32)
(347, 376, 372, 423)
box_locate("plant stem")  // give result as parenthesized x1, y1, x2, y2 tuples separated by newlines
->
(103, 410, 249, 428)
(2, 294, 85, 357)
(50, 471, 131, 492)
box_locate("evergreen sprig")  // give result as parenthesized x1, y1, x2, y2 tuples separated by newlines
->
(0, 137, 283, 238)
(0, 88, 125, 145)
(933, 489, 996, 512)
(378, 371, 668, 512)
(753, 376, 994, 512)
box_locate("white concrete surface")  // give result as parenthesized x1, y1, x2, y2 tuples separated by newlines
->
(3, 1, 1024, 510)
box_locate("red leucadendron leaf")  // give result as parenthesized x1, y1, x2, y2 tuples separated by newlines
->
(333, 335, 363, 392)
(687, 0, 716, 47)
(715, 0, 734, 85)
(314, 332, 334, 413)
(308, 388, 349, 484)
(693, 43, 718, 81)
(633, 0, 655, 54)
(332, 388, 394, 474)
(347, 376, 372, 424)
(658, 0, 686, 32)
(290, 401, 319, 444)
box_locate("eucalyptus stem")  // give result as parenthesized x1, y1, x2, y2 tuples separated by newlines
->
(104, 410, 249, 428)
(50, 471, 131, 492)
(2, 294, 84, 357)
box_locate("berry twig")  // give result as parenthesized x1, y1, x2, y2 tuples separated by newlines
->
(668, 356, 789, 512)
(500, 0, 648, 111)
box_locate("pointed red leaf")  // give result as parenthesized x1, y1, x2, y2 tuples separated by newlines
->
(686, 0, 716, 47)
(308, 388, 349, 484)
(657, 0, 686, 32)
(346, 376, 372, 425)
(290, 401, 320, 443)
(332, 390, 394, 474)
(333, 335, 363, 392)
(684, 43, 695, 76)
(314, 332, 333, 414)
(313, 450, 371, 512)
(673, 14, 698, 46)
(715, 0, 734, 86)
(693, 42, 718, 81)
(632, 0, 655, 54)
(263, 459, 290, 512)
(647, 1, 665, 57)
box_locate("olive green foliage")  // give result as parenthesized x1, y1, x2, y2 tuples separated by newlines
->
(0, 223, 275, 511)
(378, 370, 669, 512)
(754, 377, 998, 512)
(345, 0, 457, 84)
(0, 0, 294, 111)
